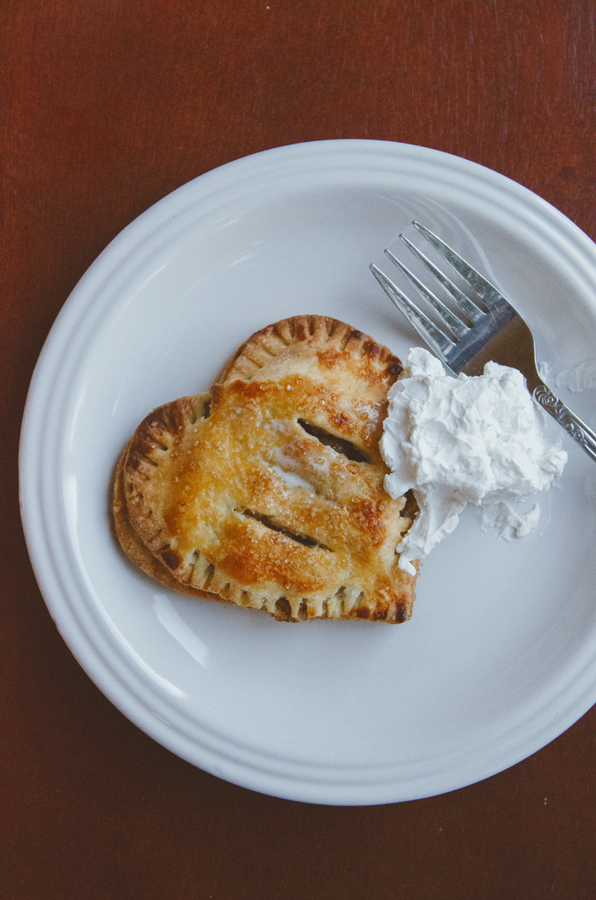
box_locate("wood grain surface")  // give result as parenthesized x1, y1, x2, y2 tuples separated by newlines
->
(3, 1, 595, 898)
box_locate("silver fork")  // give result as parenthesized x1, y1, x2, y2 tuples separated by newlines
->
(370, 221, 596, 462)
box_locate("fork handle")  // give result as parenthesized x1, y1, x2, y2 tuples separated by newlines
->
(533, 383, 596, 462)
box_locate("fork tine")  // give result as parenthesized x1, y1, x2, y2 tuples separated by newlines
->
(413, 221, 505, 309)
(385, 248, 471, 340)
(369, 263, 455, 362)
(399, 234, 485, 323)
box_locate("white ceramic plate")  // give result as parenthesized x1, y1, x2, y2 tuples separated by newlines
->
(20, 140, 596, 805)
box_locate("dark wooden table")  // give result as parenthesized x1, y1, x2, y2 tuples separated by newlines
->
(4, 2, 595, 897)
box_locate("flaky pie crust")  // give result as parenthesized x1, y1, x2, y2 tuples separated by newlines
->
(113, 315, 418, 622)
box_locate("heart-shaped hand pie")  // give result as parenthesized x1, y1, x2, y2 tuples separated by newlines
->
(113, 315, 418, 622)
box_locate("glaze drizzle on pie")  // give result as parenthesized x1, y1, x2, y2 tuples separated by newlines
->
(113, 316, 418, 622)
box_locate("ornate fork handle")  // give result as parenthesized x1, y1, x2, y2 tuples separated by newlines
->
(533, 383, 596, 462)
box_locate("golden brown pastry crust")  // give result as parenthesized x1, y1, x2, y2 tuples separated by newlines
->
(113, 443, 226, 603)
(114, 315, 418, 622)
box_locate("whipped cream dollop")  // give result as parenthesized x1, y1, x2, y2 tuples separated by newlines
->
(380, 348, 568, 575)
